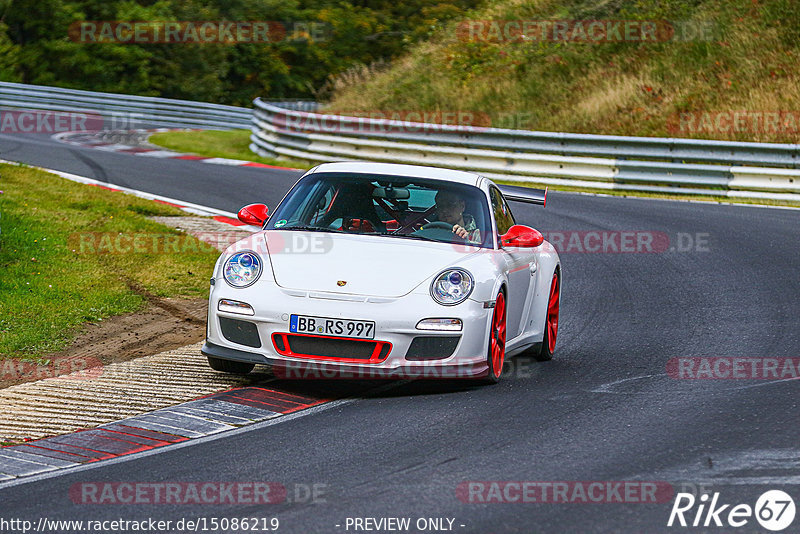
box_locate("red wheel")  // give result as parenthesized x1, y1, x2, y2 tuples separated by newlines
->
(536, 271, 560, 361)
(485, 291, 507, 382)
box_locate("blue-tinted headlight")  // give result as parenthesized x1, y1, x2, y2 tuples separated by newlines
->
(431, 268, 473, 306)
(223, 251, 263, 288)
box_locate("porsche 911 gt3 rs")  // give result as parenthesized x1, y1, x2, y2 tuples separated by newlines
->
(201, 162, 561, 382)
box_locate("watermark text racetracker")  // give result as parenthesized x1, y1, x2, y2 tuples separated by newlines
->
(72, 482, 280, 505)
(277, 109, 561, 132)
(70, 21, 332, 43)
(539, 231, 710, 254)
(668, 110, 800, 135)
(1, 356, 102, 382)
(667, 357, 800, 380)
(0, 109, 143, 133)
(272, 356, 542, 380)
(69, 481, 326, 505)
(455, 19, 718, 43)
(67, 231, 710, 256)
(69, 232, 333, 255)
(276, 109, 492, 134)
(457, 481, 674, 503)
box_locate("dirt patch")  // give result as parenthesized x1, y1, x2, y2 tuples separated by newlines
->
(0, 216, 250, 391)
(0, 297, 208, 389)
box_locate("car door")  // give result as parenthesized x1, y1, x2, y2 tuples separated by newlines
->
(490, 186, 536, 339)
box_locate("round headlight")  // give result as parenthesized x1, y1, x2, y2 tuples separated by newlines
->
(223, 251, 263, 288)
(430, 268, 474, 306)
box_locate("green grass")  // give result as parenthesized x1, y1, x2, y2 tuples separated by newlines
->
(0, 164, 221, 360)
(327, 0, 800, 144)
(149, 130, 311, 170)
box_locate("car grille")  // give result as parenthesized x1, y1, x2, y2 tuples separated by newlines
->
(272, 333, 391, 363)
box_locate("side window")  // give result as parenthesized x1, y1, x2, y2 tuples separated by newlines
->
(490, 186, 516, 235)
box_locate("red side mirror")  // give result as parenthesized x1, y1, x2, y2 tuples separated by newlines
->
(500, 225, 544, 248)
(237, 204, 269, 226)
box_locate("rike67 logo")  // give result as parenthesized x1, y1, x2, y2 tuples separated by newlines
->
(668, 490, 795, 531)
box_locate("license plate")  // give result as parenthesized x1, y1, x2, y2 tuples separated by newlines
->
(289, 314, 375, 339)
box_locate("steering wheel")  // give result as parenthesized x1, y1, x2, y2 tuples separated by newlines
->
(421, 221, 455, 231)
(418, 220, 468, 242)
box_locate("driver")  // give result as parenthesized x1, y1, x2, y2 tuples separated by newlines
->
(434, 190, 481, 244)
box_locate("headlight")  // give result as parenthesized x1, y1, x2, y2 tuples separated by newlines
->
(223, 251, 263, 288)
(430, 268, 473, 306)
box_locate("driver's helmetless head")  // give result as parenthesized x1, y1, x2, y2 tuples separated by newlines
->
(435, 190, 465, 224)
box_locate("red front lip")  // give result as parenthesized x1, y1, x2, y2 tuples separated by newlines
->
(271, 332, 392, 364)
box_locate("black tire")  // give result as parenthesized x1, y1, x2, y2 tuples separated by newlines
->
(530, 270, 560, 362)
(535, 335, 554, 362)
(480, 289, 507, 384)
(207, 356, 255, 375)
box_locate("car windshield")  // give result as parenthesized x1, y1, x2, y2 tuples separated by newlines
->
(265, 172, 493, 248)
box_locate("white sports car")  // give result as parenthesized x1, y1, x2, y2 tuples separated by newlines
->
(202, 162, 561, 383)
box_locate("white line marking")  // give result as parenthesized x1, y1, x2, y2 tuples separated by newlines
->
(591, 373, 800, 394)
(590, 374, 664, 394)
(727, 376, 800, 390)
(202, 157, 251, 166)
(91, 143, 136, 152)
(134, 150, 183, 158)
(554, 188, 800, 211)
(0, 158, 238, 218)
(0, 449, 78, 468)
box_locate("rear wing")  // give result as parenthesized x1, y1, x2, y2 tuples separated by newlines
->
(497, 185, 547, 207)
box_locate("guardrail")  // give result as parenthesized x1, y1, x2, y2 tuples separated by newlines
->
(0, 82, 253, 130)
(0, 82, 319, 130)
(4, 83, 796, 201)
(250, 99, 800, 201)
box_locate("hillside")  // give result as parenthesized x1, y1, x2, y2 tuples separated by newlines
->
(326, 0, 800, 143)
(0, 0, 481, 106)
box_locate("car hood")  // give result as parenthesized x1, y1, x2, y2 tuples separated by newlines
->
(262, 230, 480, 298)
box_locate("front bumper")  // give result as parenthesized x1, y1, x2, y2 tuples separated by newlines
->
(201, 341, 489, 379)
(205, 282, 493, 378)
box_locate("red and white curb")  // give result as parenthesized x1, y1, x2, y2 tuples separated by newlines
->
(52, 129, 300, 171)
(0, 383, 377, 482)
(0, 159, 389, 482)
(0, 158, 260, 230)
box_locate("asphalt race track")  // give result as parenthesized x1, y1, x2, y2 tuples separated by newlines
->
(1, 130, 799, 533)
